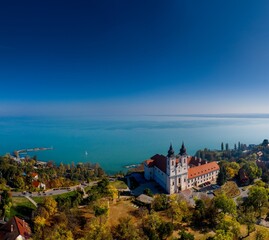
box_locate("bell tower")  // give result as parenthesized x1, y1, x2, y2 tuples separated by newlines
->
(167, 143, 176, 176)
(178, 142, 188, 190)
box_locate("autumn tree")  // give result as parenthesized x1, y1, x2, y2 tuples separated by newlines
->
(112, 217, 141, 240)
(142, 212, 173, 240)
(167, 194, 190, 223)
(84, 218, 112, 240)
(152, 194, 169, 211)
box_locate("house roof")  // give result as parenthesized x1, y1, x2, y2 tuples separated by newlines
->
(144, 159, 155, 168)
(187, 156, 207, 166)
(31, 172, 38, 178)
(188, 161, 219, 179)
(136, 194, 153, 204)
(32, 180, 40, 188)
(0, 216, 31, 240)
(151, 154, 167, 173)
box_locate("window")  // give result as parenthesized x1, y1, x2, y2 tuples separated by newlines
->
(172, 181, 174, 186)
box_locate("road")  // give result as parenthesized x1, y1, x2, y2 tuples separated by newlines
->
(11, 181, 98, 198)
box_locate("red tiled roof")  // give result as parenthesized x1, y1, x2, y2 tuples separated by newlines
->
(145, 159, 154, 168)
(188, 161, 219, 179)
(32, 180, 40, 188)
(31, 173, 38, 178)
(150, 154, 167, 173)
(187, 156, 207, 166)
(0, 216, 31, 240)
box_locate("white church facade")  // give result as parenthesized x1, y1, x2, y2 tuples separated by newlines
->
(144, 143, 220, 194)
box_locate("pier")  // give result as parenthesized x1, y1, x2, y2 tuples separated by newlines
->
(14, 147, 53, 157)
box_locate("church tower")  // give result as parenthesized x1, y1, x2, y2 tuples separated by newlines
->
(166, 143, 176, 176)
(178, 142, 188, 190)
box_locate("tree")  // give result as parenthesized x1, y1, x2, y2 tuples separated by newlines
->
(255, 228, 269, 240)
(13, 176, 25, 189)
(216, 215, 240, 239)
(94, 205, 108, 225)
(245, 186, 268, 217)
(167, 194, 190, 223)
(152, 194, 169, 211)
(192, 198, 206, 226)
(217, 166, 227, 186)
(112, 217, 141, 240)
(225, 143, 229, 151)
(237, 206, 256, 237)
(213, 193, 236, 216)
(178, 230, 194, 240)
(43, 196, 57, 217)
(144, 188, 153, 197)
(142, 212, 173, 240)
(213, 230, 233, 240)
(225, 162, 240, 179)
(262, 139, 269, 147)
(84, 218, 112, 240)
(158, 222, 174, 240)
(0, 190, 12, 218)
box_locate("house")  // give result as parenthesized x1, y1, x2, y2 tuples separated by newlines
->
(32, 180, 46, 190)
(30, 173, 38, 180)
(144, 143, 220, 194)
(0, 216, 31, 240)
(135, 194, 153, 208)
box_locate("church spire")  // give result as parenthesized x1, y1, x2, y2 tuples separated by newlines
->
(179, 142, 187, 155)
(167, 143, 175, 157)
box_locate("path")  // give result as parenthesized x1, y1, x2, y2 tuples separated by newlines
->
(24, 195, 38, 208)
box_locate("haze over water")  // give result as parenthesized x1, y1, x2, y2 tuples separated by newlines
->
(1, 115, 268, 174)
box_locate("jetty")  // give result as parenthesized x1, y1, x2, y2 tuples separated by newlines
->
(14, 147, 53, 157)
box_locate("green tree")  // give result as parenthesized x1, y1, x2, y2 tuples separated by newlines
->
(213, 230, 233, 240)
(93, 205, 108, 225)
(245, 186, 268, 217)
(112, 217, 141, 240)
(152, 194, 169, 211)
(241, 161, 261, 183)
(143, 188, 153, 197)
(213, 193, 236, 216)
(167, 194, 190, 223)
(178, 230, 194, 240)
(217, 166, 227, 186)
(142, 212, 170, 240)
(255, 228, 269, 240)
(0, 190, 12, 218)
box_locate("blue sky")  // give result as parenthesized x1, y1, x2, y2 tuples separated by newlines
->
(1, 0, 269, 116)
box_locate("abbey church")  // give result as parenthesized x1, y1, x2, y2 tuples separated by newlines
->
(144, 143, 219, 194)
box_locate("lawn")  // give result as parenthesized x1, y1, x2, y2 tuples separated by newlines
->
(11, 197, 36, 219)
(110, 180, 128, 190)
(214, 181, 240, 198)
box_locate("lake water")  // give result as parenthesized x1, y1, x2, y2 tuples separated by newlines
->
(0, 115, 269, 174)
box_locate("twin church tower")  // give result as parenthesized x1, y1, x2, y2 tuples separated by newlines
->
(144, 143, 219, 194)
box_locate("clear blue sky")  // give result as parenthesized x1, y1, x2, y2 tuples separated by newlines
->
(1, 0, 269, 116)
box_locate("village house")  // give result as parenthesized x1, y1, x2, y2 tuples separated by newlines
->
(0, 216, 31, 240)
(144, 143, 220, 194)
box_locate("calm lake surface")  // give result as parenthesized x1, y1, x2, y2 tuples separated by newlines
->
(0, 115, 269, 174)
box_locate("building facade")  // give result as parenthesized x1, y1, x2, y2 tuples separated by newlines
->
(144, 143, 219, 194)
